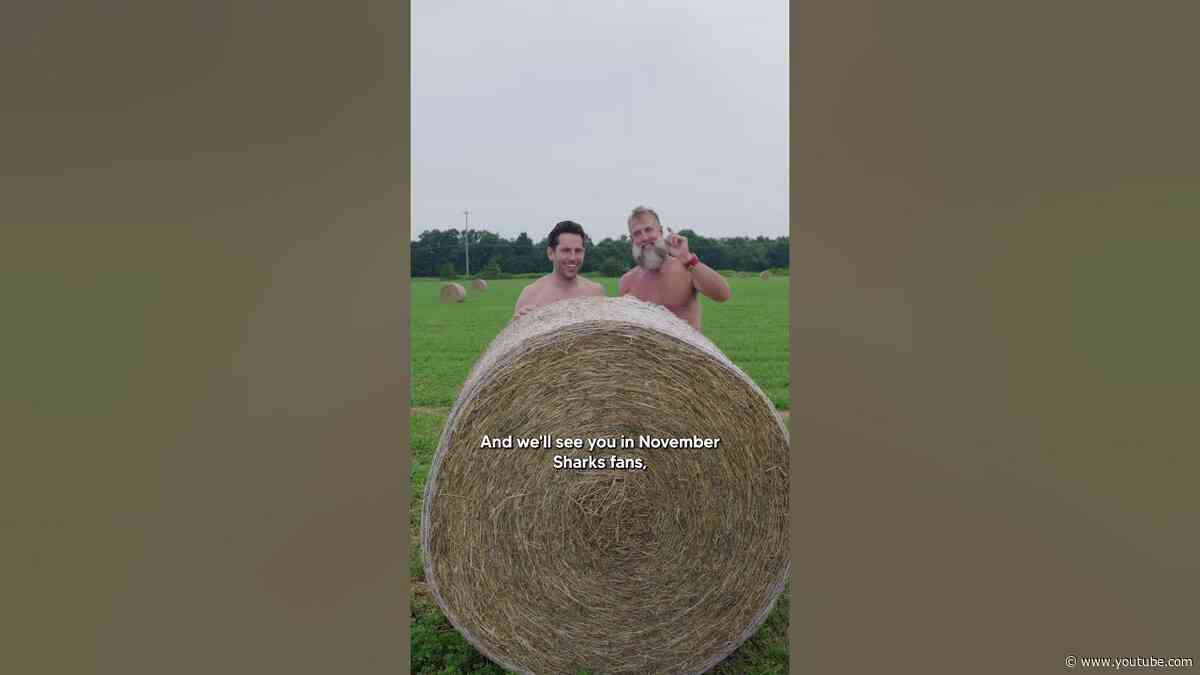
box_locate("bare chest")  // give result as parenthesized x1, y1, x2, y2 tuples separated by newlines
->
(530, 280, 591, 307)
(626, 267, 695, 311)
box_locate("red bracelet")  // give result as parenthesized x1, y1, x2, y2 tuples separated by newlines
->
(684, 254, 699, 269)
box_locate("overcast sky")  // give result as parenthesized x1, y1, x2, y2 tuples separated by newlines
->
(412, 0, 788, 242)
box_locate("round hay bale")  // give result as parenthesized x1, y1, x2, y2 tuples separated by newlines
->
(760, 270, 772, 279)
(422, 296, 789, 675)
(440, 282, 466, 303)
(471, 278, 488, 291)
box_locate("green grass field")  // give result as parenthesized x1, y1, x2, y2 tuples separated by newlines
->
(410, 275, 790, 674)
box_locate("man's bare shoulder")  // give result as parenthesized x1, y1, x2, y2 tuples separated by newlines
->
(525, 275, 553, 290)
(582, 277, 606, 296)
(515, 277, 547, 311)
(618, 268, 638, 294)
(521, 275, 555, 294)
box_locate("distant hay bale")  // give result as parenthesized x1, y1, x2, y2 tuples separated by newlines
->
(440, 283, 466, 303)
(760, 270, 772, 279)
(421, 296, 789, 675)
(471, 278, 488, 291)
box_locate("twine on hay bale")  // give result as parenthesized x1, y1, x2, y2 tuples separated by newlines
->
(421, 296, 789, 675)
(760, 270, 772, 279)
(471, 278, 488, 291)
(440, 283, 466, 303)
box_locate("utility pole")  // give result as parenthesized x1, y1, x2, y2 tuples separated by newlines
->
(464, 210, 470, 277)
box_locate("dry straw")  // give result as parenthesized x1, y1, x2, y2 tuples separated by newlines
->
(421, 296, 789, 675)
(440, 282, 466, 303)
(760, 270, 772, 279)
(472, 278, 488, 291)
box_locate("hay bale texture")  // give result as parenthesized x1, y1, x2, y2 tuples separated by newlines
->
(471, 278, 488, 291)
(421, 296, 789, 675)
(440, 282, 466, 303)
(760, 270, 772, 279)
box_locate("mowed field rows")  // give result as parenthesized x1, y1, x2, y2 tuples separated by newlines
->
(409, 275, 791, 674)
(411, 276, 789, 410)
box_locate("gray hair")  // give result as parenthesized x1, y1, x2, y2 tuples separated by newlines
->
(627, 206, 661, 230)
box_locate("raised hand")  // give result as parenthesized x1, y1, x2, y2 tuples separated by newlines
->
(664, 227, 690, 258)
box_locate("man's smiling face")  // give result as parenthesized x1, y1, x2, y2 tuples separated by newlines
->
(629, 215, 668, 271)
(549, 232, 585, 281)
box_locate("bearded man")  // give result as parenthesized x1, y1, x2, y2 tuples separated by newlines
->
(513, 220, 606, 319)
(618, 206, 731, 331)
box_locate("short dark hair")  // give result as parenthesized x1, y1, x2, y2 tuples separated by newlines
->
(548, 220, 587, 249)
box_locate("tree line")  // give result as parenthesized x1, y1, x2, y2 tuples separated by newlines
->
(411, 228, 789, 278)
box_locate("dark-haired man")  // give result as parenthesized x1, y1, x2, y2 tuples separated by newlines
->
(619, 206, 731, 332)
(513, 220, 606, 319)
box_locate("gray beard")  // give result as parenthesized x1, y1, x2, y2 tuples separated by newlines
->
(632, 239, 670, 271)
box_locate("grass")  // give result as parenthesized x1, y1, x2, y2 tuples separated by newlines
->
(410, 275, 790, 674)
(412, 276, 788, 410)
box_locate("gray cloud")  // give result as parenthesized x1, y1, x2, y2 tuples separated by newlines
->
(413, 0, 788, 242)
